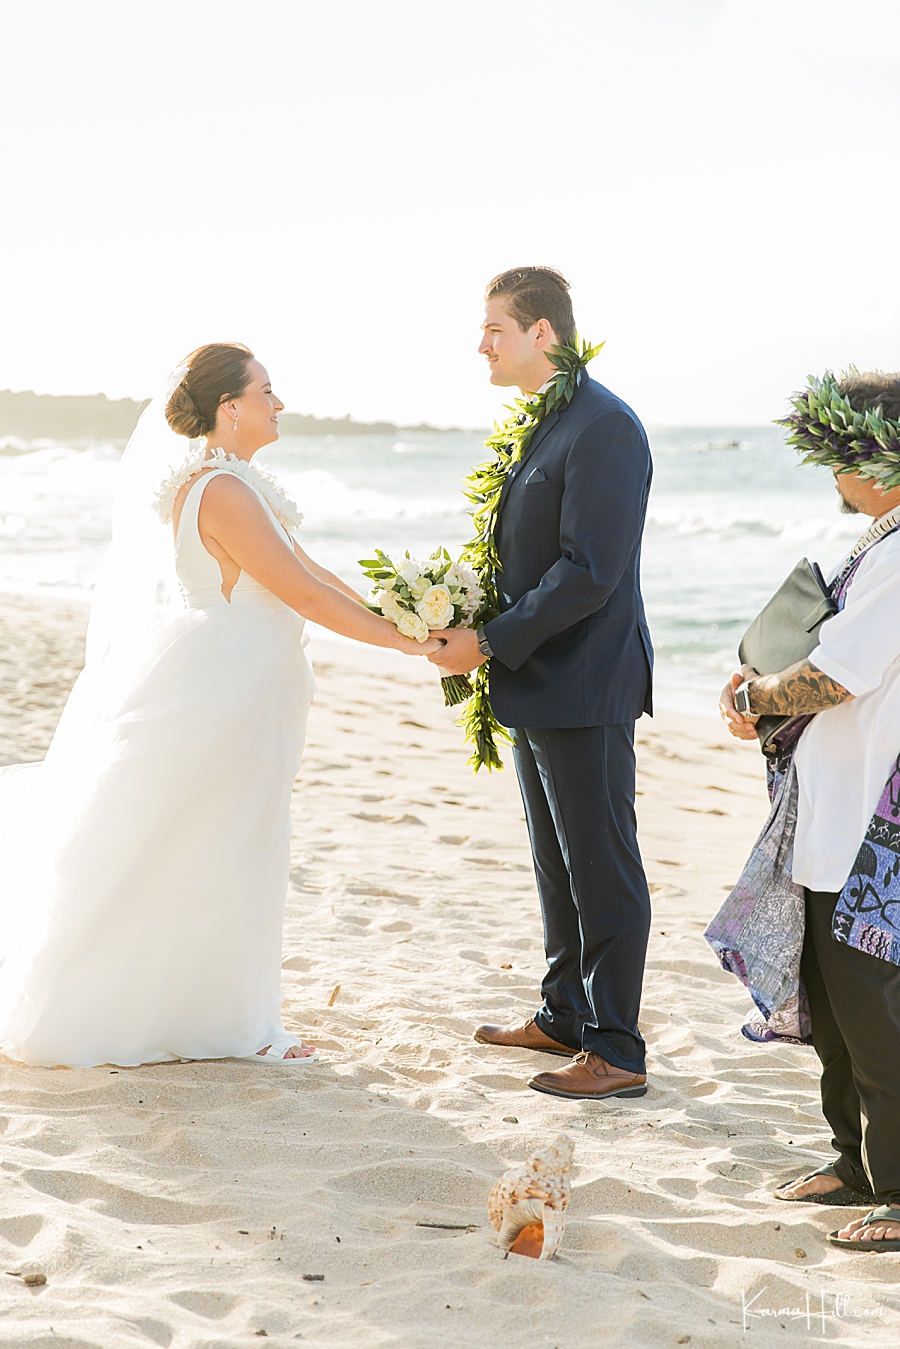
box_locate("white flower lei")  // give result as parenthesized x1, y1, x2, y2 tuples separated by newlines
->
(153, 447, 304, 534)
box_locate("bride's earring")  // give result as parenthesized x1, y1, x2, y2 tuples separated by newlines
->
(233, 417, 238, 432)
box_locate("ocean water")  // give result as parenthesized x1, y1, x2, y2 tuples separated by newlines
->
(0, 426, 862, 716)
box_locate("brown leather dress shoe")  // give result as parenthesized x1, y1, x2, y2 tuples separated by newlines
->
(473, 1017, 577, 1057)
(528, 1051, 648, 1100)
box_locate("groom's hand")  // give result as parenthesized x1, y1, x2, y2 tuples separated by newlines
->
(427, 627, 486, 675)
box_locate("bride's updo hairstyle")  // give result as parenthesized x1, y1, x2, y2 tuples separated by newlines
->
(165, 342, 255, 439)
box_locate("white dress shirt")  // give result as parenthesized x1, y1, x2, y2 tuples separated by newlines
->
(793, 522, 900, 892)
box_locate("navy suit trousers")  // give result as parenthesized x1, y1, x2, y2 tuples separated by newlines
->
(512, 723, 650, 1075)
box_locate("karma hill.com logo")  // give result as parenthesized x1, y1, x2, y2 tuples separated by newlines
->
(742, 1288, 883, 1332)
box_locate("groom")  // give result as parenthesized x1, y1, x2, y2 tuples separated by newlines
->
(431, 267, 654, 1101)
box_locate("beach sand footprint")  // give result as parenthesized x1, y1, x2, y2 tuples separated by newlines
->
(125, 1317, 174, 1347)
(169, 1289, 238, 1320)
(0, 1213, 43, 1246)
(23, 1169, 220, 1226)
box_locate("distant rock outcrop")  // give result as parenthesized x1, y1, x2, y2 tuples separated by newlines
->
(276, 412, 454, 437)
(0, 390, 147, 442)
(0, 390, 458, 442)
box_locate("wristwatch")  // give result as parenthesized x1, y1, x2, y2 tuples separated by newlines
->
(476, 628, 494, 659)
(734, 679, 754, 715)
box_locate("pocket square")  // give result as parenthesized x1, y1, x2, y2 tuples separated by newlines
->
(525, 466, 549, 484)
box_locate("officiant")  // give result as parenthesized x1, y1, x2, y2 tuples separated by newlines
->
(718, 370, 900, 1253)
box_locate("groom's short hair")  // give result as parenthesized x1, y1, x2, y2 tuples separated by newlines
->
(486, 267, 576, 346)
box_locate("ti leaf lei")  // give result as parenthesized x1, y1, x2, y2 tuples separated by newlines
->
(458, 336, 603, 772)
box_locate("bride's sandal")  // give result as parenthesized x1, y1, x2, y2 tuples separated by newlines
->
(239, 1033, 318, 1065)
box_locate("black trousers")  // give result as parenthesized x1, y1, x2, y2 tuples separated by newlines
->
(512, 724, 650, 1075)
(802, 889, 900, 1205)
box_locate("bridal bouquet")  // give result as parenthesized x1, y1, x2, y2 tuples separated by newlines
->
(359, 548, 483, 706)
(360, 339, 602, 772)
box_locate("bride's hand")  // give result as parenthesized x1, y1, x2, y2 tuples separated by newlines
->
(395, 635, 446, 657)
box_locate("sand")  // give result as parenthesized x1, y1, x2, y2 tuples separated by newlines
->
(0, 593, 897, 1348)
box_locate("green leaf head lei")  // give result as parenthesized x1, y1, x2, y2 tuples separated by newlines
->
(458, 335, 603, 772)
(777, 369, 900, 490)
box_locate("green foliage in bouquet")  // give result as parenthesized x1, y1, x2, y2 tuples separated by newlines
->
(458, 336, 603, 771)
(358, 547, 484, 707)
(777, 369, 900, 489)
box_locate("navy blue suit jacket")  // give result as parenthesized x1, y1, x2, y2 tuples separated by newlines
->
(482, 374, 653, 729)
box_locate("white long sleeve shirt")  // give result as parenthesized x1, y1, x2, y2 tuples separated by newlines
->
(793, 525, 900, 892)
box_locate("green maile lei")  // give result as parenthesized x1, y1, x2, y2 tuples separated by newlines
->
(778, 369, 900, 489)
(459, 335, 603, 772)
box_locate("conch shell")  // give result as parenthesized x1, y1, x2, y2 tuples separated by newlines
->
(488, 1134, 574, 1260)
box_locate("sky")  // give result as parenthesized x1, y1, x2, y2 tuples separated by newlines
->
(1, 0, 898, 428)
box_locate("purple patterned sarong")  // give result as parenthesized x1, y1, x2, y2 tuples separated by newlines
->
(705, 527, 900, 1045)
(833, 757, 900, 964)
(704, 759, 811, 1044)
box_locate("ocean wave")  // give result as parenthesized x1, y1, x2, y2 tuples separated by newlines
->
(646, 502, 859, 543)
(281, 469, 467, 525)
(686, 439, 751, 454)
(0, 438, 877, 716)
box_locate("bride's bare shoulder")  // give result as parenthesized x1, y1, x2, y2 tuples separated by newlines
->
(176, 468, 269, 535)
(171, 468, 211, 537)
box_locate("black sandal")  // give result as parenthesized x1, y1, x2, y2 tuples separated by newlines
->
(774, 1162, 875, 1207)
(827, 1206, 900, 1251)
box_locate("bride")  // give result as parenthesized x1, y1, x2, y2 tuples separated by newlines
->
(0, 342, 441, 1068)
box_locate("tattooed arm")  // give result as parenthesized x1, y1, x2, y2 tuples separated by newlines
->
(719, 660, 853, 740)
(742, 659, 853, 715)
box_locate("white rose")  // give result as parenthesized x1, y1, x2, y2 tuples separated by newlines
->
(415, 585, 455, 630)
(447, 561, 482, 596)
(395, 609, 430, 642)
(397, 557, 425, 586)
(376, 589, 403, 617)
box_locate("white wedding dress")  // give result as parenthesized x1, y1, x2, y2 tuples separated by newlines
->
(0, 466, 314, 1067)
